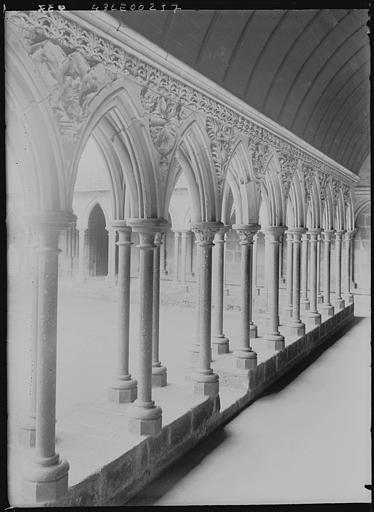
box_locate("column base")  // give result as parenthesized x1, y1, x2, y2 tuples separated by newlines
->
(128, 402, 162, 436)
(212, 336, 229, 355)
(283, 306, 293, 319)
(22, 454, 69, 503)
(305, 312, 321, 326)
(344, 293, 354, 304)
(249, 324, 258, 339)
(300, 299, 310, 311)
(152, 365, 167, 387)
(287, 321, 305, 338)
(234, 349, 257, 370)
(335, 298, 346, 310)
(317, 294, 324, 304)
(320, 304, 334, 318)
(19, 416, 36, 448)
(193, 371, 219, 397)
(108, 378, 137, 403)
(263, 332, 285, 351)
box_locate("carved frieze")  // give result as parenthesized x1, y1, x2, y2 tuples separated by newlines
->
(316, 171, 329, 205)
(331, 178, 341, 206)
(7, 10, 357, 189)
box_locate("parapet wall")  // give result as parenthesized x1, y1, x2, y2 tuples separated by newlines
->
(45, 303, 354, 507)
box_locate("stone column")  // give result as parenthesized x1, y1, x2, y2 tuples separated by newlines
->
(19, 234, 39, 447)
(127, 219, 167, 435)
(22, 213, 70, 503)
(279, 232, 285, 283)
(263, 227, 285, 351)
(300, 232, 310, 311)
(191, 222, 221, 397)
(152, 232, 167, 387)
(233, 224, 259, 368)
(306, 229, 322, 326)
(108, 222, 137, 403)
(253, 232, 258, 290)
(173, 230, 180, 282)
(160, 230, 168, 277)
(77, 227, 89, 282)
(335, 230, 346, 310)
(343, 230, 355, 304)
(185, 231, 193, 281)
(180, 230, 188, 284)
(106, 226, 117, 283)
(316, 234, 323, 304)
(212, 226, 230, 355)
(264, 234, 270, 313)
(287, 228, 305, 337)
(283, 230, 293, 319)
(320, 230, 335, 318)
(191, 239, 201, 366)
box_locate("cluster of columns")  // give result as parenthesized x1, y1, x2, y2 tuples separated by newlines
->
(283, 227, 355, 333)
(18, 212, 355, 503)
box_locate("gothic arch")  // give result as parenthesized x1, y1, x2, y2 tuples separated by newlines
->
(287, 170, 305, 228)
(68, 80, 159, 219)
(169, 117, 218, 223)
(78, 197, 110, 231)
(5, 25, 69, 213)
(224, 140, 260, 225)
(263, 152, 284, 226)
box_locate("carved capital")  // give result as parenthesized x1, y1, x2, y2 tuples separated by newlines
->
(233, 224, 260, 245)
(191, 222, 222, 246)
(263, 226, 285, 243)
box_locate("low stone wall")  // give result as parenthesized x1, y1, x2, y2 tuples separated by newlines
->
(44, 304, 354, 507)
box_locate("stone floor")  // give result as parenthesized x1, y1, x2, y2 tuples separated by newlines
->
(7, 276, 371, 505)
(125, 308, 371, 505)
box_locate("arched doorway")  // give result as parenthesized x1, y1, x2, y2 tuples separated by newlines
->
(88, 204, 108, 276)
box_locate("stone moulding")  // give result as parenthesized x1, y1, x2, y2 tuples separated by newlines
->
(6, 10, 359, 192)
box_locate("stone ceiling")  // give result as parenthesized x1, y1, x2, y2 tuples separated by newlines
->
(109, 9, 370, 175)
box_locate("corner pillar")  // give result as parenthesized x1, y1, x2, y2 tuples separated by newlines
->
(283, 230, 294, 319)
(286, 228, 305, 337)
(343, 230, 355, 304)
(300, 232, 310, 312)
(334, 230, 346, 310)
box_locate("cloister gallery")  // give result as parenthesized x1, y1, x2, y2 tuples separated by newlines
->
(5, 8, 370, 506)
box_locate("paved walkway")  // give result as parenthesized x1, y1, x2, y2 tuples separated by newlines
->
(125, 312, 371, 506)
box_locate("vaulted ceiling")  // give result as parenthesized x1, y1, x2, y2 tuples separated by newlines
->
(109, 9, 370, 175)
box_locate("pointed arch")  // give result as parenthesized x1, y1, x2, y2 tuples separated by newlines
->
(5, 23, 69, 212)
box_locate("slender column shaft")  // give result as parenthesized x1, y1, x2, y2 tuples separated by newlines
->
(19, 237, 39, 447)
(284, 231, 293, 317)
(335, 231, 345, 309)
(263, 227, 285, 349)
(180, 231, 187, 283)
(192, 223, 220, 397)
(316, 234, 323, 302)
(35, 230, 60, 458)
(185, 231, 193, 279)
(173, 231, 180, 282)
(300, 233, 310, 309)
(291, 231, 303, 323)
(279, 233, 284, 282)
(137, 234, 154, 404)
(344, 231, 354, 302)
(107, 228, 117, 281)
(191, 241, 201, 365)
(78, 228, 88, 281)
(253, 233, 258, 289)
(212, 228, 229, 353)
(323, 231, 333, 306)
(308, 230, 319, 314)
(109, 223, 137, 402)
(152, 233, 167, 386)
(22, 215, 70, 502)
(233, 225, 259, 367)
(127, 219, 167, 436)
(264, 235, 270, 310)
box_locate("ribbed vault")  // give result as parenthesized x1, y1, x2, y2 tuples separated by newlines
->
(109, 9, 369, 174)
